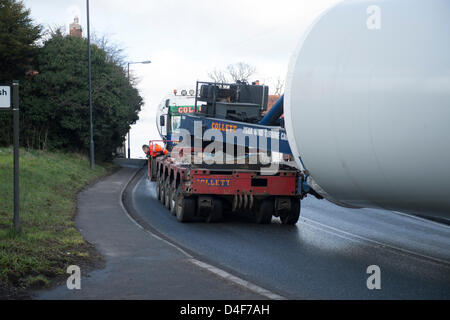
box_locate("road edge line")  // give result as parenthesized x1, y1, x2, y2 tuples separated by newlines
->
(302, 217, 450, 268)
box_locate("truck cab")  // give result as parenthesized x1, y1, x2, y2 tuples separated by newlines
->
(157, 89, 203, 151)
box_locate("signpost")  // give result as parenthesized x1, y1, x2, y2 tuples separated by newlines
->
(0, 82, 20, 232)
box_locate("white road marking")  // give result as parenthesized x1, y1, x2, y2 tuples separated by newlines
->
(189, 259, 285, 300)
(392, 210, 450, 229)
(302, 217, 450, 267)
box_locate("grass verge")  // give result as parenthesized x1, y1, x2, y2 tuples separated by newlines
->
(0, 147, 116, 298)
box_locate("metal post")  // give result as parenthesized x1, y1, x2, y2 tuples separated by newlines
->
(127, 131, 131, 159)
(125, 60, 150, 159)
(127, 63, 130, 159)
(12, 81, 19, 232)
(87, 0, 95, 169)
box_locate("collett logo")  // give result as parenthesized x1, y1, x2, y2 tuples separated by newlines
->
(176, 106, 202, 114)
(211, 122, 238, 132)
(195, 178, 231, 187)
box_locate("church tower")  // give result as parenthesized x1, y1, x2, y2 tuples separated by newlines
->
(69, 17, 82, 38)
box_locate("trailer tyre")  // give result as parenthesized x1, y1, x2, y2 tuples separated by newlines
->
(156, 176, 162, 201)
(256, 199, 273, 224)
(280, 198, 301, 225)
(164, 178, 171, 209)
(169, 182, 177, 215)
(175, 186, 195, 222)
(205, 198, 223, 223)
(160, 176, 167, 204)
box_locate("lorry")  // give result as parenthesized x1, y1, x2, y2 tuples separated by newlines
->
(148, 82, 307, 224)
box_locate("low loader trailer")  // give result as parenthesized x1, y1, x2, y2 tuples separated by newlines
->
(149, 153, 302, 224)
(146, 81, 314, 225)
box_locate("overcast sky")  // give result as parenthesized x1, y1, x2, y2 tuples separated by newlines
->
(23, 0, 340, 158)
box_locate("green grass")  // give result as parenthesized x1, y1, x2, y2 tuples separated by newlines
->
(0, 148, 116, 294)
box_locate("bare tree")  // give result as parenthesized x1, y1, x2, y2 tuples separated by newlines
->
(92, 33, 126, 66)
(227, 62, 256, 82)
(208, 68, 228, 83)
(91, 33, 142, 86)
(273, 77, 285, 95)
(208, 62, 257, 83)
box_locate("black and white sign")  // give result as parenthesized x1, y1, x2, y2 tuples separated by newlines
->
(0, 85, 11, 109)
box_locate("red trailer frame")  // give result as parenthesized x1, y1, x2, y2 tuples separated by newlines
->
(147, 141, 303, 224)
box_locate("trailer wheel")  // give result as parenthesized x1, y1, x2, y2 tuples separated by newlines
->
(205, 198, 223, 223)
(280, 198, 301, 225)
(164, 178, 171, 209)
(169, 182, 177, 215)
(175, 185, 195, 222)
(256, 199, 273, 224)
(159, 177, 166, 204)
(156, 176, 162, 200)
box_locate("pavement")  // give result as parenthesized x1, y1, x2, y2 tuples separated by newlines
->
(35, 168, 264, 300)
(112, 158, 147, 168)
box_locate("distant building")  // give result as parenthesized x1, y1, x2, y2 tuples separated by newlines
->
(69, 17, 82, 38)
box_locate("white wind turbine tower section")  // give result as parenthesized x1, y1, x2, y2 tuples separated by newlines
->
(284, 0, 450, 217)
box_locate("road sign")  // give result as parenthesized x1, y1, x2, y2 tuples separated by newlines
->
(0, 85, 12, 109)
(1, 82, 20, 231)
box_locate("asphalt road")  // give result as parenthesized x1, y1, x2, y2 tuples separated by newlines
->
(129, 170, 450, 299)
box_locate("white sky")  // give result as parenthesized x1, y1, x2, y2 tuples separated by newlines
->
(23, 0, 340, 158)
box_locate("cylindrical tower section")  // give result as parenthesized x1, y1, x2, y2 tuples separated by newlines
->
(285, 0, 450, 217)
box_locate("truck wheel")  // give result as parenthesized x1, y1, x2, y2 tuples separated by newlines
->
(156, 176, 162, 200)
(205, 198, 223, 223)
(175, 185, 195, 222)
(280, 198, 301, 225)
(169, 182, 177, 215)
(164, 178, 171, 209)
(159, 176, 166, 204)
(256, 199, 273, 224)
